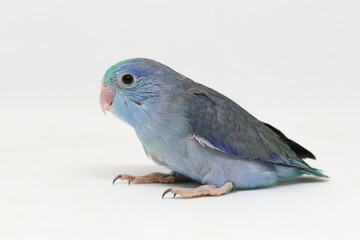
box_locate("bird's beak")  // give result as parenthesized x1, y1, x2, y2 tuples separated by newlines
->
(100, 84, 116, 115)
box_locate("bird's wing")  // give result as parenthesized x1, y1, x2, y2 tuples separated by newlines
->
(183, 87, 313, 167)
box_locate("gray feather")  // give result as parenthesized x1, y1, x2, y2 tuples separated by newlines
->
(183, 85, 300, 166)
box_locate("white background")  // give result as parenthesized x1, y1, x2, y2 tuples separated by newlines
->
(1, 0, 359, 239)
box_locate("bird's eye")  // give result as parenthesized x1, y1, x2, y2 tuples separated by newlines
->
(117, 73, 137, 88)
(122, 74, 134, 85)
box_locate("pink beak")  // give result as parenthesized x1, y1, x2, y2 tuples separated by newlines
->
(100, 84, 116, 115)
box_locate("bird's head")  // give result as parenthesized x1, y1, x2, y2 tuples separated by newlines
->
(100, 58, 184, 128)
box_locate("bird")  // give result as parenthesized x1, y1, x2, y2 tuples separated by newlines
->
(100, 58, 327, 198)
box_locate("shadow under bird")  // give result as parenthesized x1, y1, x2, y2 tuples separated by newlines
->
(100, 58, 327, 198)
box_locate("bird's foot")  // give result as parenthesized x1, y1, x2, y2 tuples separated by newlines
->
(162, 182, 236, 198)
(112, 172, 180, 185)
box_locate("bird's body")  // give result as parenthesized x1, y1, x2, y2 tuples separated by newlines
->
(100, 58, 327, 195)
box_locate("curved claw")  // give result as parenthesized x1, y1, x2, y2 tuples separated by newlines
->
(162, 188, 173, 199)
(112, 175, 123, 185)
(230, 182, 237, 193)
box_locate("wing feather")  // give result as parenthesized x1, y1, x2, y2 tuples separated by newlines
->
(184, 86, 312, 167)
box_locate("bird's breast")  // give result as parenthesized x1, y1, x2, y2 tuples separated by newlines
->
(148, 155, 168, 167)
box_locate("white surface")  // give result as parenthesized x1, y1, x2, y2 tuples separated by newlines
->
(1, 0, 360, 239)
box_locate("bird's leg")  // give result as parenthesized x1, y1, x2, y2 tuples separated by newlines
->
(162, 182, 236, 198)
(112, 172, 187, 185)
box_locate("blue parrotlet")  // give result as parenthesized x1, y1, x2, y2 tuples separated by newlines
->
(100, 58, 327, 198)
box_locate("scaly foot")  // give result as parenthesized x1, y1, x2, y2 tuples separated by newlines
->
(112, 172, 181, 185)
(162, 182, 236, 198)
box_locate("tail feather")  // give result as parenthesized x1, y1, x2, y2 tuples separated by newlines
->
(300, 168, 329, 178)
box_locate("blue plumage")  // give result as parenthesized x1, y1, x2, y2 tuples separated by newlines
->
(101, 58, 327, 192)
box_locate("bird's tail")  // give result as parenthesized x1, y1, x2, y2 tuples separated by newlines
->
(299, 168, 329, 178)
